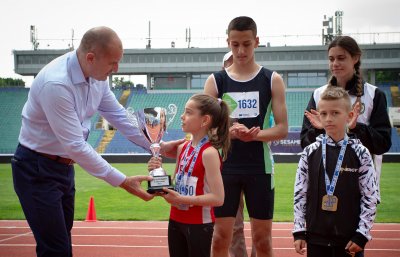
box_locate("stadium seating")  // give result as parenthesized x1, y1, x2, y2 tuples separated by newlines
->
(1, 87, 399, 154)
(103, 92, 191, 153)
(0, 88, 29, 153)
(105, 130, 149, 154)
(390, 127, 400, 152)
(126, 92, 192, 130)
(111, 88, 123, 101)
(286, 91, 312, 127)
(87, 130, 104, 150)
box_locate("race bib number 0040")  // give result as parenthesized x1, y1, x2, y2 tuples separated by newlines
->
(222, 92, 259, 118)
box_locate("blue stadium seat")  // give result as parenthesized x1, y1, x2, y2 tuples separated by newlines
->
(0, 88, 396, 154)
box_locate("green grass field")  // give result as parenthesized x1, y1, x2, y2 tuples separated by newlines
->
(0, 163, 399, 222)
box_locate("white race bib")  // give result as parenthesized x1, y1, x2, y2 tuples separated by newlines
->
(222, 92, 259, 118)
(175, 175, 198, 210)
(176, 175, 198, 196)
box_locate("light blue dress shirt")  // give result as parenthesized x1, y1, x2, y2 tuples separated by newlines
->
(19, 50, 151, 186)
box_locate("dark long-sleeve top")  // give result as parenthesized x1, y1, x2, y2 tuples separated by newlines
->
(293, 135, 378, 248)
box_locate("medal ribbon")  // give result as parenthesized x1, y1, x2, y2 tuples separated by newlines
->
(175, 136, 208, 195)
(322, 134, 348, 196)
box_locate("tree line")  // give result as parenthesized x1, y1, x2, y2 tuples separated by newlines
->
(0, 78, 25, 87)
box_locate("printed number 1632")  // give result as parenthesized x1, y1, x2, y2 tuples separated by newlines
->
(238, 99, 257, 109)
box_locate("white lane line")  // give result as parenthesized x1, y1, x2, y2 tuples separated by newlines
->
(1, 244, 400, 252)
(0, 232, 32, 243)
(1, 234, 399, 240)
(2, 225, 400, 232)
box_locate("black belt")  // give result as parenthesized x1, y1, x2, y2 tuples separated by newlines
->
(20, 144, 75, 165)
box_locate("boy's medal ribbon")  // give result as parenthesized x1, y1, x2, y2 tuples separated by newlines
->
(321, 134, 348, 212)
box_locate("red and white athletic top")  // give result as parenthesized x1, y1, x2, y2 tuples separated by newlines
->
(169, 141, 221, 224)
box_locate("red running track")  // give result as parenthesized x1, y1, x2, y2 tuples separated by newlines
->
(0, 220, 399, 257)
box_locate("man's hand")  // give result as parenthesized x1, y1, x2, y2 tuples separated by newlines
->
(119, 176, 154, 201)
(160, 139, 186, 158)
(305, 109, 323, 129)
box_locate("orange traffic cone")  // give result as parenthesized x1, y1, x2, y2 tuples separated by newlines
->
(85, 196, 97, 222)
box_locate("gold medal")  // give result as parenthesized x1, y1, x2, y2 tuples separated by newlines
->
(321, 195, 338, 211)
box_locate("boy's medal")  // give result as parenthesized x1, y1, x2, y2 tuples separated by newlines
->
(321, 134, 348, 212)
(322, 195, 338, 211)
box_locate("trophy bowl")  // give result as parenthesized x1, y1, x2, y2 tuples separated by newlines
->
(127, 105, 177, 194)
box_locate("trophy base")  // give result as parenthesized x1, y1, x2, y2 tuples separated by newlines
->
(147, 175, 174, 194)
(147, 185, 175, 194)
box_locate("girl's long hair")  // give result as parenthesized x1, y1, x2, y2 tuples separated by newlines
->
(189, 94, 231, 161)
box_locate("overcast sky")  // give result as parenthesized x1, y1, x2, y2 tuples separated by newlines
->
(1, 0, 399, 85)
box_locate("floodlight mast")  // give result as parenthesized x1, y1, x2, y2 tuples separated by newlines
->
(146, 21, 151, 49)
(30, 25, 39, 50)
(322, 10, 343, 45)
(186, 27, 191, 48)
(335, 11, 344, 36)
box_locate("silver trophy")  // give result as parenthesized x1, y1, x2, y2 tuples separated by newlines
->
(127, 104, 177, 194)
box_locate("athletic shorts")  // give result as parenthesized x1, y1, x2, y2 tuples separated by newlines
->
(214, 174, 274, 220)
(168, 219, 214, 257)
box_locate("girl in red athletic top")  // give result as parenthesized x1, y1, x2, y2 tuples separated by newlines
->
(149, 93, 231, 257)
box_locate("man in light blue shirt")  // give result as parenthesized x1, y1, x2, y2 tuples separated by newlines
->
(11, 26, 182, 257)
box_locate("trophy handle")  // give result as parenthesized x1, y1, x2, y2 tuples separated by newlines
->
(126, 107, 139, 128)
(166, 104, 177, 127)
